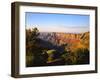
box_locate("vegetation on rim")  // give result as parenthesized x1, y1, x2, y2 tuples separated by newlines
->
(26, 27, 89, 67)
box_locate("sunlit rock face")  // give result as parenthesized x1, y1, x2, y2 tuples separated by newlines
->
(38, 32, 89, 49)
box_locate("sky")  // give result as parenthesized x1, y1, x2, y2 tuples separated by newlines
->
(25, 12, 89, 33)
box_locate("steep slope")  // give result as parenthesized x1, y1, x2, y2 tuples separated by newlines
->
(38, 32, 89, 48)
